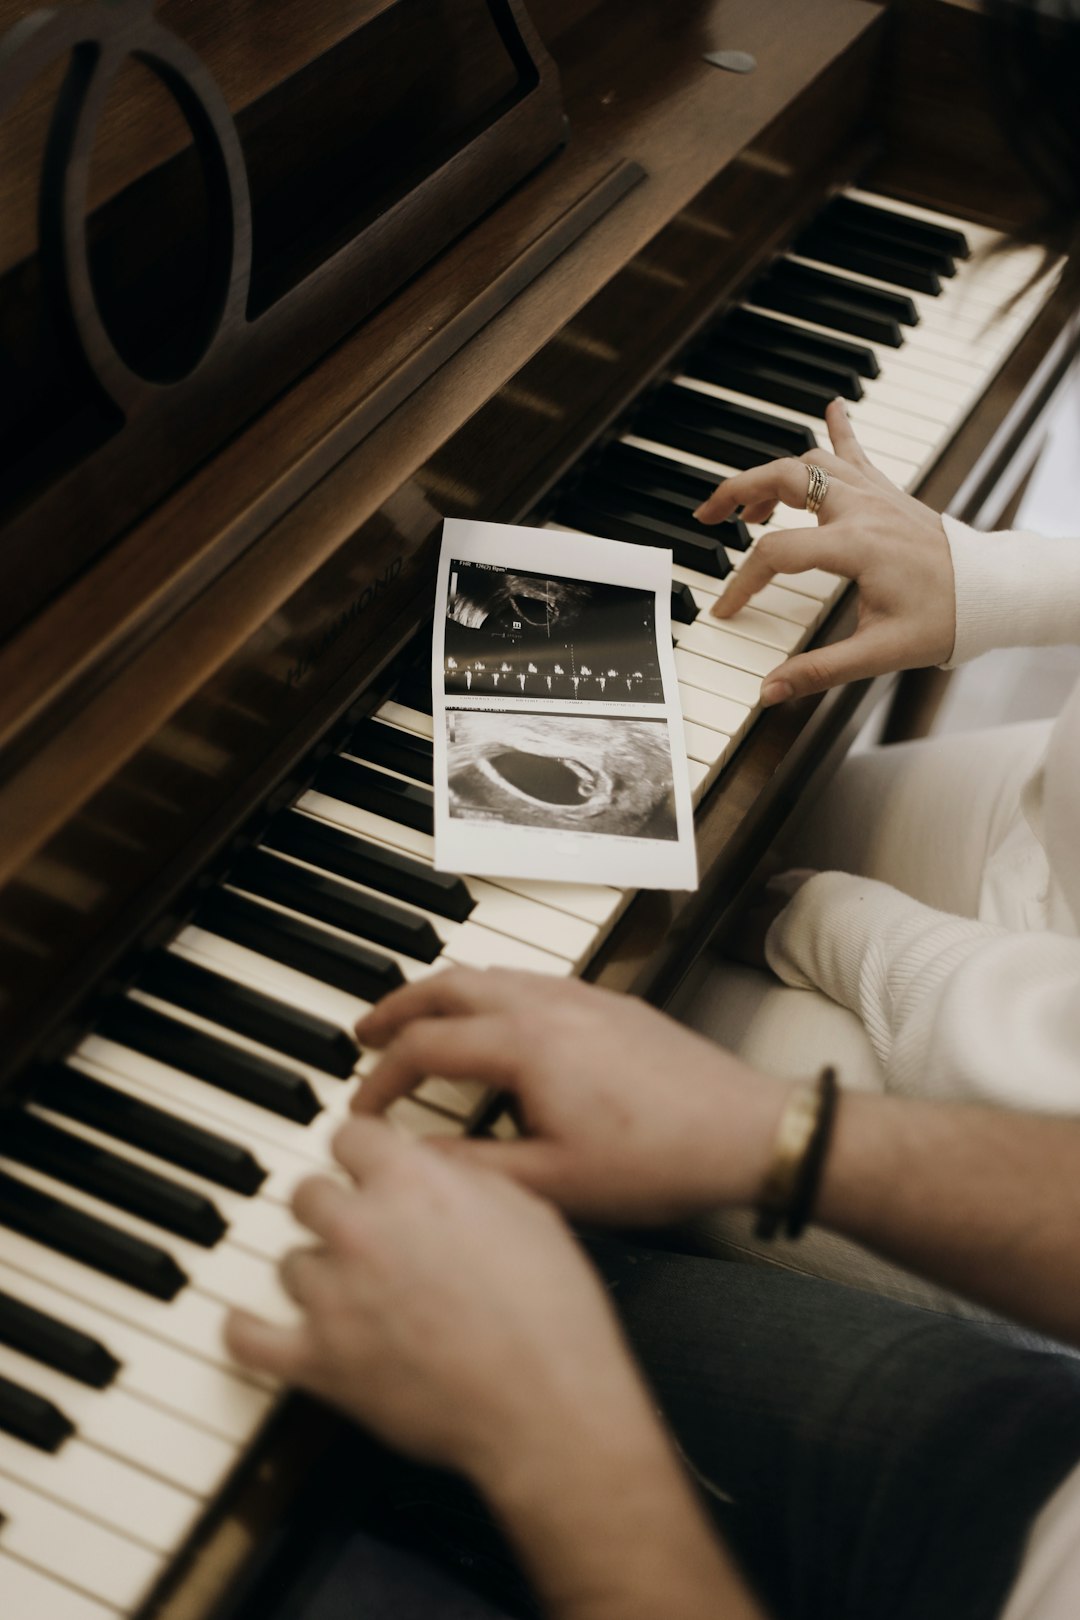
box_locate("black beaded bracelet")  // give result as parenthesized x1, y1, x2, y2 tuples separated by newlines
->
(755, 1066, 839, 1241)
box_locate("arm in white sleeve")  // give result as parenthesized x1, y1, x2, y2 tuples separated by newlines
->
(942, 516, 1080, 666)
(766, 872, 1080, 1111)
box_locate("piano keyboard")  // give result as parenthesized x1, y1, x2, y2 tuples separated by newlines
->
(0, 190, 1061, 1617)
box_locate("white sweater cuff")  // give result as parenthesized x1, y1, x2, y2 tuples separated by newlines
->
(765, 871, 900, 1008)
(941, 515, 1080, 667)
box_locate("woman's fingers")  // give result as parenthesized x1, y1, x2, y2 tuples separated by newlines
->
(693, 455, 846, 526)
(759, 621, 902, 704)
(352, 1014, 512, 1116)
(711, 525, 857, 620)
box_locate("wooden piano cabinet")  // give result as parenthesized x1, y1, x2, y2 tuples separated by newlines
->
(0, 0, 568, 639)
(0, 1, 1077, 1613)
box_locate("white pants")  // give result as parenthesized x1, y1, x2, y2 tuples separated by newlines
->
(668, 721, 1055, 1316)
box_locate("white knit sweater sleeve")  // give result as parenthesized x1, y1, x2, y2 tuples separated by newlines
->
(762, 517, 1080, 1108)
(765, 873, 1080, 1108)
(941, 514, 1080, 665)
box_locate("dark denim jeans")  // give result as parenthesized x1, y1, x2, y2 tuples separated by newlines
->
(295, 1246, 1080, 1620)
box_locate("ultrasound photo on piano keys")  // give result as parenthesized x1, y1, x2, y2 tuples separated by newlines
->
(445, 711, 678, 840)
(444, 560, 663, 702)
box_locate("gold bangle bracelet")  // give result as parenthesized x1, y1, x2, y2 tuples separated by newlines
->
(754, 1067, 838, 1241)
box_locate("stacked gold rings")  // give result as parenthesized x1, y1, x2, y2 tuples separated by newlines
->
(804, 462, 829, 515)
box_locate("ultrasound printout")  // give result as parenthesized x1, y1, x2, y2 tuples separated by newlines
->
(432, 519, 698, 891)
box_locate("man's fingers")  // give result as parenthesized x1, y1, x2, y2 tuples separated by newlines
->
(331, 1115, 416, 1181)
(292, 1174, 359, 1239)
(353, 1014, 513, 1116)
(225, 1309, 309, 1383)
(356, 965, 541, 1048)
(760, 624, 899, 704)
(280, 1245, 335, 1306)
(431, 1136, 569, 1199)
(712, 527, 856, 619)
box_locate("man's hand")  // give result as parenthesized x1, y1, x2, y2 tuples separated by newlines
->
(353, 968, 788, 1223)
(225, 1117, 645, 1485)
(696, 400, 956, 703)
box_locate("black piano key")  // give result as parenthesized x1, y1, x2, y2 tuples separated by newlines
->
(587, 445, 752, 549)
(794, 222, 944, 295)
(0, 1287, 119, 1389)
(671, 582, 699, 625)
(33, 1065, 267, 1196)
(0, 1371, 74, 1453)
(751, 263, 908, 347)
(706, 335, 863, 406)
(597, 441, 720, 504)
(138, 953, 358, 1080)
(392, 667, 434, 716)
(557, 493, 733, 580)
(825, 195, 970, 260)
(314, 757, 434, 837)
(197, 888, 405, 1006)
(264, 811, 475, 924)
(726, 307, 879, 380)
(684, 346, 840, 417)
(635, 385, 816, 470)
(776, 260, 919, 326)
(230, 848, 443, 965)
(3, 1113, 226, 1248)
(344, 719, 434, 785)
(0, 1168, 187, 1301)
(574, 472, 745, 554)
(97, 997, 321, 1125)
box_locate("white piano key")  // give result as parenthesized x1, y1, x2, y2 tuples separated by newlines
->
(29, 1103, 305, 1259)
(66, 1045, 330, 1199)
(376, 700, 434, 739)
(0, 1471, 163, 1611)
(0, 1428, 200, 1554)
(688, 758, 711, 801)
(0, 1214, 248, 1377)
(0, 1342, 234, 1498)
(701, 599, 811, 651)
(125, 989, 352, 1104)
(676, 681, 754, 739)
(249, 843, 595, 970)
(0, 1256, 272, 1445)
(441, 885, 597, 967)
(297, 791, 626, 927)
(674, 619, 786, 678)
(0, 1158, 301, 1330)
(674, 646, 762, 707)
(689, 579, 822, 631)
(175, 925, 370, 1030)
(673, 374, 928, 480)
(0, 1551, 118, 1620)
(683, 718, 733, 769)
(442, 922, 574, 977)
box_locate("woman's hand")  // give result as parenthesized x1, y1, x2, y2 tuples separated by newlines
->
(352, 967, 788, 1224)
(696, 400, 956, 703)
(225, 1116, 651, 1487)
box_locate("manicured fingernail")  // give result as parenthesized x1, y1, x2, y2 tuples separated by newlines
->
(761, 680, 793, 706)
(693, 504, 708, 521)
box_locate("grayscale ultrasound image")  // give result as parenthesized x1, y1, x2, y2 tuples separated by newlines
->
(446, 711, 677, 839)
(445, 561, 662, 702)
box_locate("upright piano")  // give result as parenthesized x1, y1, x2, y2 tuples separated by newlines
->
(0, 0, 1075, 1614)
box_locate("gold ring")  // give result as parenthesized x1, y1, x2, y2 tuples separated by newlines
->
(805, 463, 829, 516)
